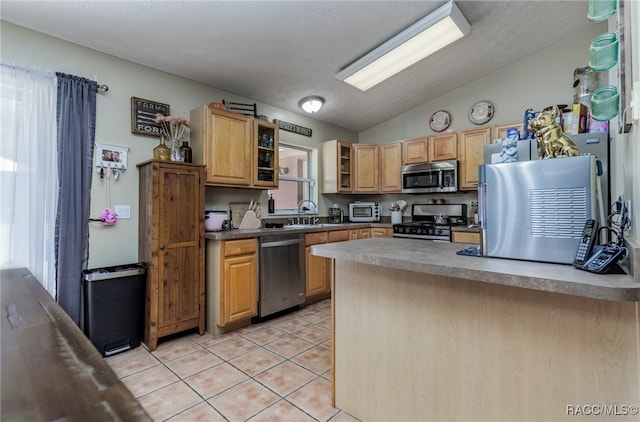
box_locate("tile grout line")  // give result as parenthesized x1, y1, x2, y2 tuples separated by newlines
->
(110, 302, 335, 421)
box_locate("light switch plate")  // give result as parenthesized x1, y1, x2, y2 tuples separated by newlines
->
(114, 205, 131, 219)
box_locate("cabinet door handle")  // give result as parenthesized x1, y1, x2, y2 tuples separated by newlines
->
(159, 244, 165, 250)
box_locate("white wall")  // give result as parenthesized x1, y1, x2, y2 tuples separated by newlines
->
(1, 21, 357, 268)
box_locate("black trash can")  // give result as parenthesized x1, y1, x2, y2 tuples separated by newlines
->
(82, 263, 146, 357)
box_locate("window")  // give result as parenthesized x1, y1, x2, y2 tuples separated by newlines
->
(270, 143, 316, 215)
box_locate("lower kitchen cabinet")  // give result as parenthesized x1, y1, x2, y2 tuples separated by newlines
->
(328, 229, 350, 242)
(451, 230, 481, 244)
(371, 227, 392, 238)
(305, 232, 331, 300)
(205, 238, 257, 334)
(358, 228, 371, 239)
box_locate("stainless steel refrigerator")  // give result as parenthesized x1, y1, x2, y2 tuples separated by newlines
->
(483, 132, 610, 221)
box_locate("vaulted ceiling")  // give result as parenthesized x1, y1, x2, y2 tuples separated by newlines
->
(1, 1, 597, 132)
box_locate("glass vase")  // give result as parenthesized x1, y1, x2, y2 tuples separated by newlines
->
(153, 136, 171, 161)
(169, 138, 184, 162)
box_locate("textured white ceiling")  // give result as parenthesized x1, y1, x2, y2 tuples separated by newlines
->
(1, 1, 596, 132)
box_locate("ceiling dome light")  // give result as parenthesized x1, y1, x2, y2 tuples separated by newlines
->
(299, 96, 324, 113)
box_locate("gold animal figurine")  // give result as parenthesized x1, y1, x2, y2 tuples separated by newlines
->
(527, 105, 580, 159)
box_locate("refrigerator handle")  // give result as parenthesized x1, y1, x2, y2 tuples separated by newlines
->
(478, 179, 487, 256)
(478, 182, 487, 230)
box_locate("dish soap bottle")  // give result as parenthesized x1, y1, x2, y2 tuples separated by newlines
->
(268, 194, 275, 214)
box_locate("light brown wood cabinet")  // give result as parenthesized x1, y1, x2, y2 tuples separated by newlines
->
(328, 230, 350, 243)
(138, 160, 205, 351)
(451, 230, 481, 244)
(371, 227, 393, 238)
(379, 142, 402, 193)
(428, 132, 458, 161)
(353, 144, 379, 193)
(221, 239, 258, 325)
(358, 228, 371, 239)
(402, 137, 428, 164)
(205, 238, 258, 334)
(305, 232, 330, 299)
(253, 119, 279, 188)
(458, 127, 491, 191)
(322, 140, 353, 193)
(190, 104, 278, 189)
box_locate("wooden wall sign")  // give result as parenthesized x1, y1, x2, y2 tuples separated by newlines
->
(273, 119, 312, 137)
(131, 97, 170, 137)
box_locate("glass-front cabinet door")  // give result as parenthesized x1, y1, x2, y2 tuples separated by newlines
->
(253, 120, 279, 188)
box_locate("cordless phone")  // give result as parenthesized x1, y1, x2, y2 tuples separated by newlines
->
(574, 219, 598, 266)
(574, 219, 625, 274)
(579, 246, 625, 273)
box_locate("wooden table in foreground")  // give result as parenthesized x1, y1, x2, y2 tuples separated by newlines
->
(1, 268, 150, 421)
(313, 238, 640, 421)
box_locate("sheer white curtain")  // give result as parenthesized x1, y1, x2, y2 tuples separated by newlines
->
(1, 64, 58, 297)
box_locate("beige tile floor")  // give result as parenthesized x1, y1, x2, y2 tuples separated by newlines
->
(106, 299, 358, 422)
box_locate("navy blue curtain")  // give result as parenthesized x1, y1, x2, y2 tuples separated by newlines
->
(55, 73, 97, 325)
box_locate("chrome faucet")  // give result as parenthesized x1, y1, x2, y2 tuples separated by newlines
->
(296, 199, 317, 224)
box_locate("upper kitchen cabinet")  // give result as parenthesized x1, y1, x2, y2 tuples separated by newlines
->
(458, 127, 491, 190)
(190, 104, 278, 189)
(492, 121, 524, 141)
(253, 119, 279, 188)
(379, 142, 402, 193)
(428, 132, 458, 161)
(353, 144, 379, 193)
(322, 140, 353, 193)
(402, 137, 428, 164)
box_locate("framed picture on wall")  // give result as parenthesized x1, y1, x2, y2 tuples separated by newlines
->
(95, 143, 128, 170)
(131, 97, 170, 137)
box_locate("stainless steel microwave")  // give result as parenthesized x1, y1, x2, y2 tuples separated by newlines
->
(349, 202, 381, 222)
(401, 160, 458, 194)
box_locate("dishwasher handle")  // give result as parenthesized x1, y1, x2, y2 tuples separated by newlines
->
(261, 239, 304, 248)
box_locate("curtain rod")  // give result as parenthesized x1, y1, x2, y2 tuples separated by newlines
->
(96, 84, 109, 93)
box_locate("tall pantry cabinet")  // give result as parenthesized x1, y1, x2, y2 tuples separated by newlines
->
(138, 160, 205, 351)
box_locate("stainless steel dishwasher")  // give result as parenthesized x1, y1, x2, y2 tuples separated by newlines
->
(258, 233, 305, 318)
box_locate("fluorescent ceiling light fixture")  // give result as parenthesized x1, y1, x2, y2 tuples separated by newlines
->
(336, 1, 470, 91)
(299, 96, 324, 113)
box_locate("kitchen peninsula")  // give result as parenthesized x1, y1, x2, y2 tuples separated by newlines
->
(312, 238, 640, 421)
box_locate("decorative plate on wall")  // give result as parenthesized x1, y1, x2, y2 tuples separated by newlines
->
(468, 100, 494, 125)
(429, 110, 451, 132)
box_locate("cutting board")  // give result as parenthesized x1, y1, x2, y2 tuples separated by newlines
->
(229, 202, 257, 229)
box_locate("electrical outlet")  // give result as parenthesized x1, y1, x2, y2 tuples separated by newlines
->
(114, 205, 131, 219)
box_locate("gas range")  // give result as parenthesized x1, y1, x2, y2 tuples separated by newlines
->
(393, 222, 453, 241)
(392, 203, 467, 242)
